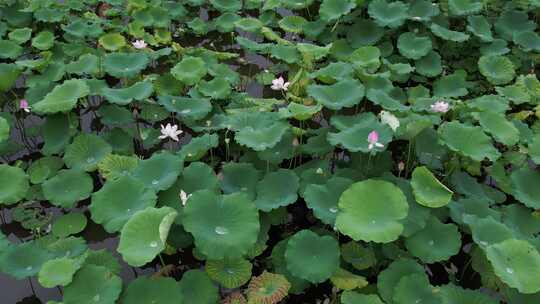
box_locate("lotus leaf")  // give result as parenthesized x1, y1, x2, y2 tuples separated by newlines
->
(341, 241, 377, 270)
(411, 166, 453, 208)
(306, 79, 365, 110)
(405, 216, 461, 263)
(319, 0, 356, 22)
(342, 291, 384, 304)
(0, 40, 22, 59)
(33, 79, 90, 114)
(328, 122, 393, 153)
(102, 81, 153, 105)
(439, 121, 500, 161)
(0, 164, 29, 205)
(28, 156, 64, 184)
(98, 33, 126, 51)
(255, 169, 299, 212)
(0, 63, 21, 92)
(0, 241, 52, 279)
(122, 276, 183, 304)
(397, 32, 432, 60)
(478, 56, 516, 85)
(448, 0, 482, 16)
(377, 259, 427, 303)
(206, 258, 252, 288)
(198, 77, 231, 99)
(220, 162, 260, 199)
(247, 271, 290, 304)
(304, 177, 353, 225)
(104, 52, 149, 78)
(393, 273, 441, 304)
(430, 23, 470, 42)
(42, 169, 93, 208)
(158, 95, 212, 120)
(179, 270, 219, 304)
(63, 265, 122, 304)
(510, 167, 540, 209)
(52, 213, 87, 238)
(368, 0, 409, 28)
(38, 257, 80, 288)
(171, 56, 207, 86)
(132, 152, 183, 191)
(64, 133, 112, 172)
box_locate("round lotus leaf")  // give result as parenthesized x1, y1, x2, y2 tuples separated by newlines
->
(278, 15, 307, 33)
(31, 31, 54, 50)
(466, 15, 493, 42)
(304, 177, 353, 225)
(0, 241, 52, 279)
(448, 0, 482, 16)
(38, 257, 80, 288)
(255, 169, 299, 212)
(306, 79, 365, 110)
(0, 40, 22, 59)
(328, 121, 393, 153)
(179, 270, 219, 304)
(411, 166, 453, 208)
(206, 258, 252, 288)
(473, 111, 519, 146)
(97, 154, 139, 180)
(393, 273, 441, 304)
(486, 239, 540, 294)
(198, 77, 231, 99)
(377, 259, 427, 303)
(341, 241, 377, 270)
(158, 95, 212, 120)
(319, 0, 356, 22)
(234, 17, 263, 32)
(64, 133, 112, 172)
(408, 0, 439, 21)
(103, 52, 149, 78)
(118, 207, 177, 267)
(439, 284, 498, 304)
(415, 51, 442, 77)
(132, 152, 183, 191)
(464, 215, 513, 248)
(342, 291, 384, 304)
(0, 63, 21, 92)
(210, 0, 241, 11)
(173, 162, 219, 195)
(0, 117, 9, 143)
(510, 167, 540, 209)
(183, 190, 260, 259)
(42, 169, 93, 208)
(171, 56, 207, 86)
(433, 71, 469, 98)
(247, 271, 291, 304)
(347, 19, 384, 48)
(439, 121, 500, 162)
(397, 32, 432, 60)
(336, 180, 408, 243)
(235, 121, 289, 152)
(47, 237, 87, 259)
(514, 31, 540, 52)
(330, 268, 367, 291)
(8, 27, 32, 44)
(52, 213, 87, 238)
(122, 276, 183, 304)
(98, 33, 126, 51)
(220, 162, 260, 199)
(63, 265, 122, 304)
(66, 53, 99, 75)
(501, 204, 540, 237)
(429, 23, 470, 42)
(405, 216, 461, 263)
(28, 156, 63, 184)
(90, 175, 157, 233)
(33, 79, 90, 114)
(0, 164, 29, 205)
(84, 249, 121, 275)
(368, 0, 409, 28)
(284, 230, 339, 283)
(102, 81, 153, 105)
(478, 55, 516, 85)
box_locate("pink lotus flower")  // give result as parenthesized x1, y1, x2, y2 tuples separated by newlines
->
(132, 40, 147, 49)
(367, 130, 384, 150)
(271, 77, 290, 91)
(19, 99, 30, 113)
(430, 101, 449, 113)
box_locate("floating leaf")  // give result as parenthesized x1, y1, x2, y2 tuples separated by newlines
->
(206, 258, 252, 288)
(397, 32, 432, 60)
(341, 241, 377, 270)
(405, 216, 461, 263)
(510, 167, 540, 209)
(342, 291, 385, 304)
(28, 156, 64, 184)
(98, 33, 126, 51)
(304, 177, 353, 225)
(411, 166, 453, 208)
(330, 268, 368, 291)
(42, 169, 93, 208)
(439, 121, 500, 161)
(478, 56, 516, 85)
(393, 273, 441, 304)
(122, 277, 184, 304)
(38, 257, 80, 288)
(63, 265, 122, 304)
(430, 23, 470, 42)
(52, 213, 87, 238)
(103, 52, 149, 78)
(33, 79, 90, 114)
(102, 81, 153, 105)
(255, 169, 299, 212)
(132, 152, 183, 191)
(0, 241, 52, 279)
(64, 133, 112, 172)
(473, 111, 519, 146)
(247, 271, 290, 304)
(179, 270, 219, 304)
(0, 164, 29, 205)
(171, 56, 207, 86)
(377, 259, 427, 303)
(319, 0, 356, 22)
(368, 0, 409, 28)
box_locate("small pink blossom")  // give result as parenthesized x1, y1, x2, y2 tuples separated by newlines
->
(430, 101, 450, 113)
(367, 130, 384, 150)
(271, 77, 290, 91)
(19, 99, 30, 113)
(132, 40, 147, 49)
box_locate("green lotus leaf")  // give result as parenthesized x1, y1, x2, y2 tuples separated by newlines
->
(90, 175, 156, 233)
(466, 15, 493, 42)
(328, 121, 392, 153)
(97, 154, 139, 180)
(495, 10, 536, 41)
(510, 167, 540, 209)
(66, 54, 99, 76)
(347, 19, 384, 48)
(310, 62, 354, 84)
(397, 32, 432, 60)
(210, 0, 241, 11)
(342, 291, 384, 304)
(448, 0, 482, 16)
(439, 121, 500, 161)
(341, 241, 376, 270)
(52, 213, 87, 238)
(405, 216, 461, 263)
(132, 152, 183, 191)
(255, 169, 299, 212)
(467, 94, 509, 113)
(473, 111, 519, 146)
(368, 0, 409, 28)
(478, 55, 516, 85)
(32, 31, 54, 50)
(278, 15, 307, 33)
(206, 258, 252, 288)
(336, 180, 408, 243)
(84, 249, 121, 275)
(33, 79, 90, 114)
(433, 71, 469, 97)
(247, 271, 290, 304)
(514, 31, 540, 52)
(319, 0, 356, 22)
(179, 270, 219, 304)
(270, 44, 301, 64)
(41, 113, 76, 155)
(198, 77, 231, 99)
(0, 63, 21, 92)
(8, 27, 32, 44)
(0, 40, 23, 59)
(486, 239, 540, 294)
(0, 164, 29, 205)
(178, 134, 218, 162)
(234, 17, 263, 32)
(64, 133, 112, 172)
(330, 268, 368, 291)
(430, 23, 470, 42)
(183, 190, 259, 259)
(377, 258, 427, 303)
(501, 204, 540, 239)
(38, 257, 81, 288)
(214, 12, 241, 33)
(234, 120, 289, 152)
(122, 276, 183, 304)
(28, 156, 64, 184)
(408, 0, 439, 21)
(0, 241, 52, 279)
(393, 273, 441, 304)
(348, 46, 381, 72)
(411, 166, 453, 208)
(102, 81, 153, 105)
(118, 207, 177, 266)
(464, 215, 513, 248)
(307, 79, 364, 111)
(47, 237, 87, 259)
(103, 128, 135, 155)
(173, 162, 219, 195)
(104, 52, 149, 78)
(304, 177, 353, 225)
(280, 0, 314, 9)
(171, 56, 207, 86)
(158, 95, 212, 120)
(220, 162, 260, 199)
(98, 33, 126, 51)
(439, 284, 498, 304)
(42, 169, 93, 208)
(63, 265, 122, 304)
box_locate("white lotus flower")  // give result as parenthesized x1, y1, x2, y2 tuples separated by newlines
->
(379, 111, 400, 131)
(159, 123, 183, 142)
(132, 40, 147, 49)
(430, 101, 450, 113)
(271, 76, 290, 91)
(180, 190, 191, 206)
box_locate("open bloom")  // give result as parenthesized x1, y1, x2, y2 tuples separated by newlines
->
(159, 123, 183, 142)
(271, 77, 290, 91)
(379, 111, 400, 131)
(180, 190, 191, 206)
(19, 99, 30, 113)
(367, 130, 384, 150)
(430, 101, 449, 113)
(132, 40, 147, 49)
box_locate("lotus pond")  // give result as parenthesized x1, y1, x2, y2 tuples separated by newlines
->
(1, 0, 540, 303)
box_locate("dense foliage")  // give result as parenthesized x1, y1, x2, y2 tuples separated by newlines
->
(1, 0, 540, 303)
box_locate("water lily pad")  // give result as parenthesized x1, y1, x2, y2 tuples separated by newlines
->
(98, 33, 126, 51)
(0, 63, 21, 92)
(307, 79, 365, 110)
(439, 284, 498, 304)
(411, 166, 453, 208)
(90, 175, 157, 233)
(393, 273, 441, 304)
(510, 167, 540, 209)
(63, 265, 122, 304)
(198, 77, 231, 99)
(368, 0, 409, 28)
(430, 23, 470, 42)
(171, 56, 207, 86)
(104, 52, 149, 78)
(97, 154, 139, 180)
(28, 156, 64, 184)
(478, 55, 516, 85)
(347, 19, 384, 48)
(0, 164, 29, 205)
(342, 292, 384, 304)
(448, 0, 482, 15)
(439, 121, 500, 161)
(8, 27, 32, 44)
(33, 79, 90, 114)
(206, 258, 252, 288)
(278, 15, 307, 33)
(319, 0, 356, 22)
(52, 213, 87, 238)
(232, 115, 289, 151)
(341, 241, 377, 270)
(183, 190, 259, 259)
(38, 257, 81, 288)
(32, 31, 54, 50)
(405, 216, 461, 263)
(377, 259, 427, 303)
(64, 133, 112, 172)
(122, 277, 183, 304)
(0, 241, 52, 279)
(132, 152, 183, 191)
(336, 179, 409, 243)
(118, 207, 177, 266)
(328, 121, 393, 153)
(179, 270, 219, 304)
(255, 169, 299, 212)
(247, 271, 290, 304)
(0, 40, 22, 59)
(304, 177, 353, 225)
(102, 81, 153, 105)
(220, 162, 260, 199)
(467, 15, 493, 42)
(397, 32, 432, 60)
(42, 169, 93, 208)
